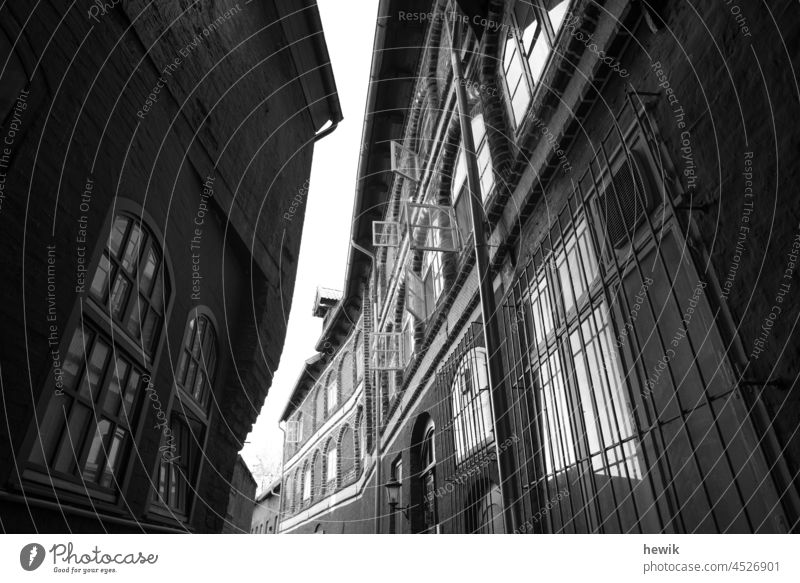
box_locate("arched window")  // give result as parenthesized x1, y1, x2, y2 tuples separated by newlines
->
(340, 351, 354, 400)
(26, 211, 171, 492)
(175, 310, 218, 408)
(293, 467, 302, 513)
(326, 371, 339, 414)
(325, 437, 338, 493)
(411, 416, 438, 534)
(356, 408, 366, 465)
(314, 386, 325, 430)
(340, 425, 356, 484)
(452, 348, 494, 462)
(284, 472, 295, 516)
(312, 450, 323, 499)
(302, 460, 312, 506)
(355, 332, 364, 384)
(419, 424, 437, 533)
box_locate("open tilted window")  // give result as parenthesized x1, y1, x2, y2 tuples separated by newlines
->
(369, 332, 407, 371)
(404, 202, 461, 252)
(390, 140, 423, 182)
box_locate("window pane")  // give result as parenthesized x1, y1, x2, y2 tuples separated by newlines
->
(102, 356, 129, 417)
(120, 223, 142, 274)
(124, 293, 144, 339)
(120, 369, 140, 426)
(528, 33, 551, 83)
(61, 328, 90, 390)
(53, 403, 92, 474)
(81, 419, 111, 482)
(89, 254, 113, 302)
(150, 270, 165, 312)
(547, 0, 569, 37)
(140, 246, 158, 295)
(109, 273, 131, 319)
(109, 216, 129, 257)
(100, 428, 126, 488)
(141, 308, 159, 352)
(78, 337, 110, 401)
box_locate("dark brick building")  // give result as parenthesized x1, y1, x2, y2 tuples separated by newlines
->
(221, 455, 257, 534)
(278, 0, 800, 534)
(0, 0, 340, 532)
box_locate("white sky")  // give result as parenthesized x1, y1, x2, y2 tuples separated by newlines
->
(240, 1, 377, 491)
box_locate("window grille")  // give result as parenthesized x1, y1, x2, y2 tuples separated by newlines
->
(369, 332, 406, 371)
(404, 202, 461, 252)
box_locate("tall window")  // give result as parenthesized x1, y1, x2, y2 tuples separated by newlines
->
(91, 213, 169, 354)
(355, 332, 364, 383)
(326, 373, 338, 414)
(452, 348, 494, 462)
(312, 451, 323, 499)
(302, 462, 312, 504)
(26, 212, 170, 493)
(472, 114, 494, 200)
(156, 416, 202, 516)
(503, 0, 571, 127)
(420, 424, 437, 533)
(175, 311, 217, 408)
(325, 438, 338, 493)
(314, 386, 325, 430)
(340, 426, 356, 483)
(391, 457, 403, 533)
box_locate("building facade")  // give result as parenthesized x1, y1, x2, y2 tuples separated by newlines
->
(251, 478, 281, 534)
(222, 455, 257, 534)
(0, 0, 340, 532)
(278, 0, 800, 534)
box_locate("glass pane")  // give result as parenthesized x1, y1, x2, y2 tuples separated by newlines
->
(192, 369, 205, 403)
(102, 356, 129, 417)
(100, 428, 126, 488)
(191, 318, 204, 358)
(139, 246, 158, 295)
(511, 75, 531, 127)
(528, 33, 551, 83)
(521, 15, 539, 53)
(78, 337, 110, 401)
(109, 216, 129, 257)
(548, 0, 569, 36)
(176, 350, 189, 386)
(28, 396, 68, 466)
(61, 328, 91, 390)
(124, 294, 144, 340)
(89, 253, 113, 303)
(81, 419, 111, 482)
(150, 269, 165, 312)
(109, 273, 130, 319)
(120, 369, 141, 426)
(141, 308, 159, 352)
(185, 360, 198, 392)
(53, 403, 91, 474)
(121, 223, 142, 274)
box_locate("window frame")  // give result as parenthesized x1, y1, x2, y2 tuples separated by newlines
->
(501, 1, 573, 131)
